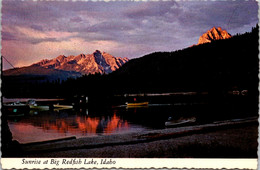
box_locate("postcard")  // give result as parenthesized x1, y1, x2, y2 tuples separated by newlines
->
(1, 0, 259, 169)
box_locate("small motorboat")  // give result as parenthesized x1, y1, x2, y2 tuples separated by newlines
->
(27, 100, 49, 110)
(126, 102, 149, 107)
(165, 117, 196, 127)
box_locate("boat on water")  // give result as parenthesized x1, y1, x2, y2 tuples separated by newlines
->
(126, 102, 149, 107)
(53, 104, 73, 109)
(165, 117, 196, 127)
(29, 105, 50, 110)
(27, 100, 50, 110)
(7, 113, 25, 117)
(3, 101, 30, 114)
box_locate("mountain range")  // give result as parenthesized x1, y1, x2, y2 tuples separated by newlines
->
(2, 25, 258, 98)
(3, 50, 129, 79)
(3, 27, 231, 80)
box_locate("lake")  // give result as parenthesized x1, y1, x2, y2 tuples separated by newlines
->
(6, 94, 257, 144)
(7, 104, 171, 143)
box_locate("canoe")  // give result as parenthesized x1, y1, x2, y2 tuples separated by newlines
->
(8, 113, 25, 117)
(165, 117, 196, 127)
(126, 102, 149, 107)
(53, 104, 73, 109)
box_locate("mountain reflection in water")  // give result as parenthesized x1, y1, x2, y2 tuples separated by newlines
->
(7, 109, 143, 144)
(7, 98, 255, 144)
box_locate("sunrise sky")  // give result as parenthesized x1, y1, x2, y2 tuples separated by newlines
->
(2, 0, 258, 70)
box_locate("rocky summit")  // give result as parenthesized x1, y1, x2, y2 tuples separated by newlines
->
(33, 50, 129, 75)
(197, 27, 232, 45)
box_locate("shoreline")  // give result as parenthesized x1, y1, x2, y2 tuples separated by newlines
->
(12, 117, 258, 158)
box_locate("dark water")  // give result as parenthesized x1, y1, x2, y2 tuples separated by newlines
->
(7, 104, 170, 143)
(6, 95, 257, 144)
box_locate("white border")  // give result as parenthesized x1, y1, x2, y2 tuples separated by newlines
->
(1, 158, 258, 169)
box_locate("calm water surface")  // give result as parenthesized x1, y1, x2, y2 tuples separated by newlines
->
(7, 104, 172, 143)
(7, 98, 255, 144)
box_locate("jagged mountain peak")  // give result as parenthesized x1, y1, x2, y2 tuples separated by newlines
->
(211, 26, 221, 31)
(198, 27, 232, 45)
(94, 50, 102, 54)
(31, 50, 128, 75)
(93, 50, 103, 59)
(56, 55, 66, 62)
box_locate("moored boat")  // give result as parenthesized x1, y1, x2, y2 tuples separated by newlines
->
(53, 104, 73, 109)
(27, 99, 50, 110)
(165, 117, 196, 127)
(29, 105, 50, 110)
(126, 102, 149, 107)
(3, 101, 30, 114)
